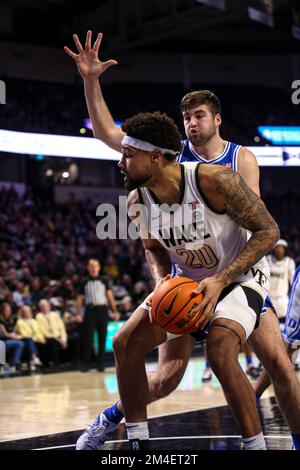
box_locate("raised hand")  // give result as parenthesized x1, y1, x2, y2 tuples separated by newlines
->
(64, 30, 118, 79)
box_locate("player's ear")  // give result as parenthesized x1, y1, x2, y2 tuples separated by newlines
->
(215, 113, 222, 127)
(151, 149, 161, 164)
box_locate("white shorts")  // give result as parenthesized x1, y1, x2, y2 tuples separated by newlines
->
(141, 277, 268, 342)
(212, 280, 265, 340)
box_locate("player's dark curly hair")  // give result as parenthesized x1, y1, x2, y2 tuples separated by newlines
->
(121, 112, 182, 161)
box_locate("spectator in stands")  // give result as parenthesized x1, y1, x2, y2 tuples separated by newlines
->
(36, 299, 67, 367)
(0, 277, 10, 302)
(119, 296, 134, 320)
(29, 276, 43, 306)
(0, 302, 24, 372)
(121, 273, 134, 294)
(12, 282, 27, 308)
(14, 305, 43, 368)
(112, 278, 129, 305)
(62, 309, 82, 364)
(103, 255, 120, 280)
(132, 281, 149, 308)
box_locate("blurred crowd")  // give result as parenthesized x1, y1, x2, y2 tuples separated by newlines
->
(1, 78, 299, 145)
(0, 187, 152, 377)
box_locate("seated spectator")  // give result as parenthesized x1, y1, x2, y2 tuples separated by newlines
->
(14, 305, 43, 368)
(0, 302, 24, 372)
(36, 299, 68, 367)
(103, 255, 120, 280)
(119, 296, 134, 320)
(62, 309, 82, 364)
(132, 281, 149, 308)
(0, 276, 10, 302)
(29, 276, 43, 306)
(59, 279, 76, 305)
(112, 279, 129, 305)
(12, 282, 28, 308)
(121, 274, 134, 294)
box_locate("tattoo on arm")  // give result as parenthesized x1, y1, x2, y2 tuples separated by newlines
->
(215, 169, 280, 285)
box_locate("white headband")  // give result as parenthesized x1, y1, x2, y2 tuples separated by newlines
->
(276, 239, 288, 248)
(122, 135, 178, 156)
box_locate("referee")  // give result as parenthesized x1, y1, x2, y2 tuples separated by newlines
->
(76, 259, 119, 372)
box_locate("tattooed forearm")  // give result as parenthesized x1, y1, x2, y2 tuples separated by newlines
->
(215, 169, 280, 286)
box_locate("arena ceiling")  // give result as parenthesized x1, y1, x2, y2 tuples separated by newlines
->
(0, 0, 298, 53)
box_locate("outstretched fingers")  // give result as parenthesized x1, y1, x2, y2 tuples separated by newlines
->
(92, 32, 103, 52)
(73, 33, 83, 53)
(64, 46, 77, 60)
(85, 30, 92, 50)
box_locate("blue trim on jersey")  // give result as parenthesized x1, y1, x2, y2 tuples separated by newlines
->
(171, 264, 177, 277)
(232, 144, 239, 172)
(178, 140, 240, 169)
(264, 295, 276, 311)
(188, 140, 229, 163)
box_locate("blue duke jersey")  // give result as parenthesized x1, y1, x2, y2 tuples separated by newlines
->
(283, 266, 300, 344)
(178, 139, 241, 171)
(138, 163, 270, 301)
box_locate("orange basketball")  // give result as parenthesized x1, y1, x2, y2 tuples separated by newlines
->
(151, 276, 204, 334)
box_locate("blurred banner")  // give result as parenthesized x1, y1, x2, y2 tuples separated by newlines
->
(0, 129, 121, 161)
(291, 0, 300, 40)
(258, 126, 300, 145)
(1, 129, 300, 166)
(248, 0, 274, 27)
(83, 118, 122, 131)
(196, 0, 226, 11)
(248, 146, 300, 166)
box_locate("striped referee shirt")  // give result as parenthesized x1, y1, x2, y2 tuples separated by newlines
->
(80, 276, 111, 306)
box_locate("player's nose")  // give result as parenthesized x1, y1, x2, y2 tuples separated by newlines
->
(118, 156, 125, 169)
(189, 116, 197, 127)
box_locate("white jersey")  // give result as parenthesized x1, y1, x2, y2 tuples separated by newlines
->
(139, 162, 269, 296)
(267, 255, 296, 299)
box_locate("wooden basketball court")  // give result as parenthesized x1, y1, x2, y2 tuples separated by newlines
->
(1, 355, 294, 450)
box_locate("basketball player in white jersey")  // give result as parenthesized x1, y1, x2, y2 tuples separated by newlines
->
(65, 31, 300, 450)
(267, 240, 295, 322)
(78, 111, 279, 449)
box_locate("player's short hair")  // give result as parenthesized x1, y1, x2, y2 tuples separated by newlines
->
(121, 111, 182, 161)
(180, 90, 221, 116)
